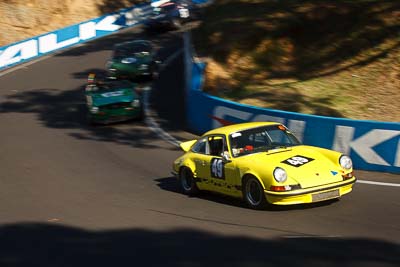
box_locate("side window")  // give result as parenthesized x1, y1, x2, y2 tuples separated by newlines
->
(269, 129, 290, 144)
(208, 136, 226, 157)
(191, 138, 208, 154)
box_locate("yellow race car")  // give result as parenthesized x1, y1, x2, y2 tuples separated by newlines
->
(172, 122, 356, 209)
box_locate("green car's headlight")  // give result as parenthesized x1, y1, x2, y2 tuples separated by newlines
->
(273, 167, 287, 183)
(131, 99, 140, 108)
(138, 64, 148, 70)
(340, 155, 353, 170)
(121, 57, 137, 64)
(90, 106, 99, 113)
(106, 61, 112, 68)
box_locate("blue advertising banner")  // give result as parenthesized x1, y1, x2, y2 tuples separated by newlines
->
(0, 1, 210, 71)
(187, 62, 400, 173)
(0, 3, 153, 70)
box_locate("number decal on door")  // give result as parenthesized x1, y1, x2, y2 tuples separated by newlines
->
(211, 158, 225, 179)
(281, 155, 314, 167)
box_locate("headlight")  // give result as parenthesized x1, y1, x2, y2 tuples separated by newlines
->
(121, 57, 137, 64)
(105, 61, 113, 68)
(131, 99, 140, 108)
(340, 155, 353, 170)
(273, 167, 287, 183)
(138, 64, 148, 70)
(90, 107, 99, 113)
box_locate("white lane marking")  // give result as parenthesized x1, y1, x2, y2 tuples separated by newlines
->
(357, 180, 400, 187)
(142, 86, 181, 147)
(141, 45, 184, 147)
(282, 235, 341, 239)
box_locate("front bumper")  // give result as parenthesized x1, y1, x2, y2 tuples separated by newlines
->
(88, 108, 142, 124)
(107, 68, 151, 80)
(265, 177, 356, 205)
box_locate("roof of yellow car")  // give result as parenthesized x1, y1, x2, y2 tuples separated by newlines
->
(203, 121, 281, 136)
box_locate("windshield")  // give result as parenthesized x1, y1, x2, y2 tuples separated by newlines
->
(153, 4, 176, 15)
(229, 125, 301, 157)
(88, 80, 133, 93)
(113, 43, 152, 58)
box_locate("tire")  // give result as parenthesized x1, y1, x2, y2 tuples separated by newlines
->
(87, 114, 97, 126)
(137, 105, 145, 121)
(150, 63, 159, 80)
(171, 18, 182, 29)
(242, 176, 267, 210)
(179, 167, 199, 195)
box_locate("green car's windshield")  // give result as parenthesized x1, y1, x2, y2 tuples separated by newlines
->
(113, 42, 152, 59)
(88, 80, 133, 93)
(229, 124, 301, 157)
(153, 4, 176, 15)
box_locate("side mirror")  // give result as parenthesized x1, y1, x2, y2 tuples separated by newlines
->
(222, 151, 231, 162)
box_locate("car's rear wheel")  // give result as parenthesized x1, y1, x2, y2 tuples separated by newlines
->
(243, 176, 267, 209)
(179, 167, 199, 195)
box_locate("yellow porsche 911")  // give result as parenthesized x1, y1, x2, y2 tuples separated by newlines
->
(172, 122, 356, 209)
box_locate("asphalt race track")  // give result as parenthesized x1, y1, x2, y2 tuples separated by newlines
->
(0, 25, 399, 266)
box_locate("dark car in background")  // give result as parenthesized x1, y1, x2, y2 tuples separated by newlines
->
(106, 40, 160, 81)
(145, 0, 199, 30)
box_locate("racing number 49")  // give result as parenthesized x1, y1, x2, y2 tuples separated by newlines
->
(211, 158, 224, 179)
(287, 156, 309, 166)
(282, 155, 314, 167)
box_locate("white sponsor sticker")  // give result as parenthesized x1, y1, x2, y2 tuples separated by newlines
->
(101, 91, 124, 97)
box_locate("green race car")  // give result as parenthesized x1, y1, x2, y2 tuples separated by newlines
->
(85, 74, 143, 124)
(106, 40, 159, 81)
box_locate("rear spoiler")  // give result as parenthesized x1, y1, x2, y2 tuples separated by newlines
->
(179, 140, 197, 152)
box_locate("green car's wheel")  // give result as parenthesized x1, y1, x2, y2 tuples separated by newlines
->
(137, 105, 145, 121)
(243, 176, 267, 209)
(179, 167, 199, 195)
(150, 63, 159, 80)
(86, 114, 96, 126)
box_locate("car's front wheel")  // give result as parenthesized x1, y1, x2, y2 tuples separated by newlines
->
(243, 176, 267, 209)
(150, 62, 159, 80)
(179, 167, 199, 195)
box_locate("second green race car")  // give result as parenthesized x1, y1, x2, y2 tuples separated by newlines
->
(106, 40, 159, 81)
(85, 74, 143, 124)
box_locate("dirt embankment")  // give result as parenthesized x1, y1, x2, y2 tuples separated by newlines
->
(193, 0, 400, 122)
(0, 0, 146, 46)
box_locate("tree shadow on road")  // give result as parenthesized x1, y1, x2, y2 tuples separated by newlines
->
(0, 223, 398, 267)
(0, 84, 165, 150)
